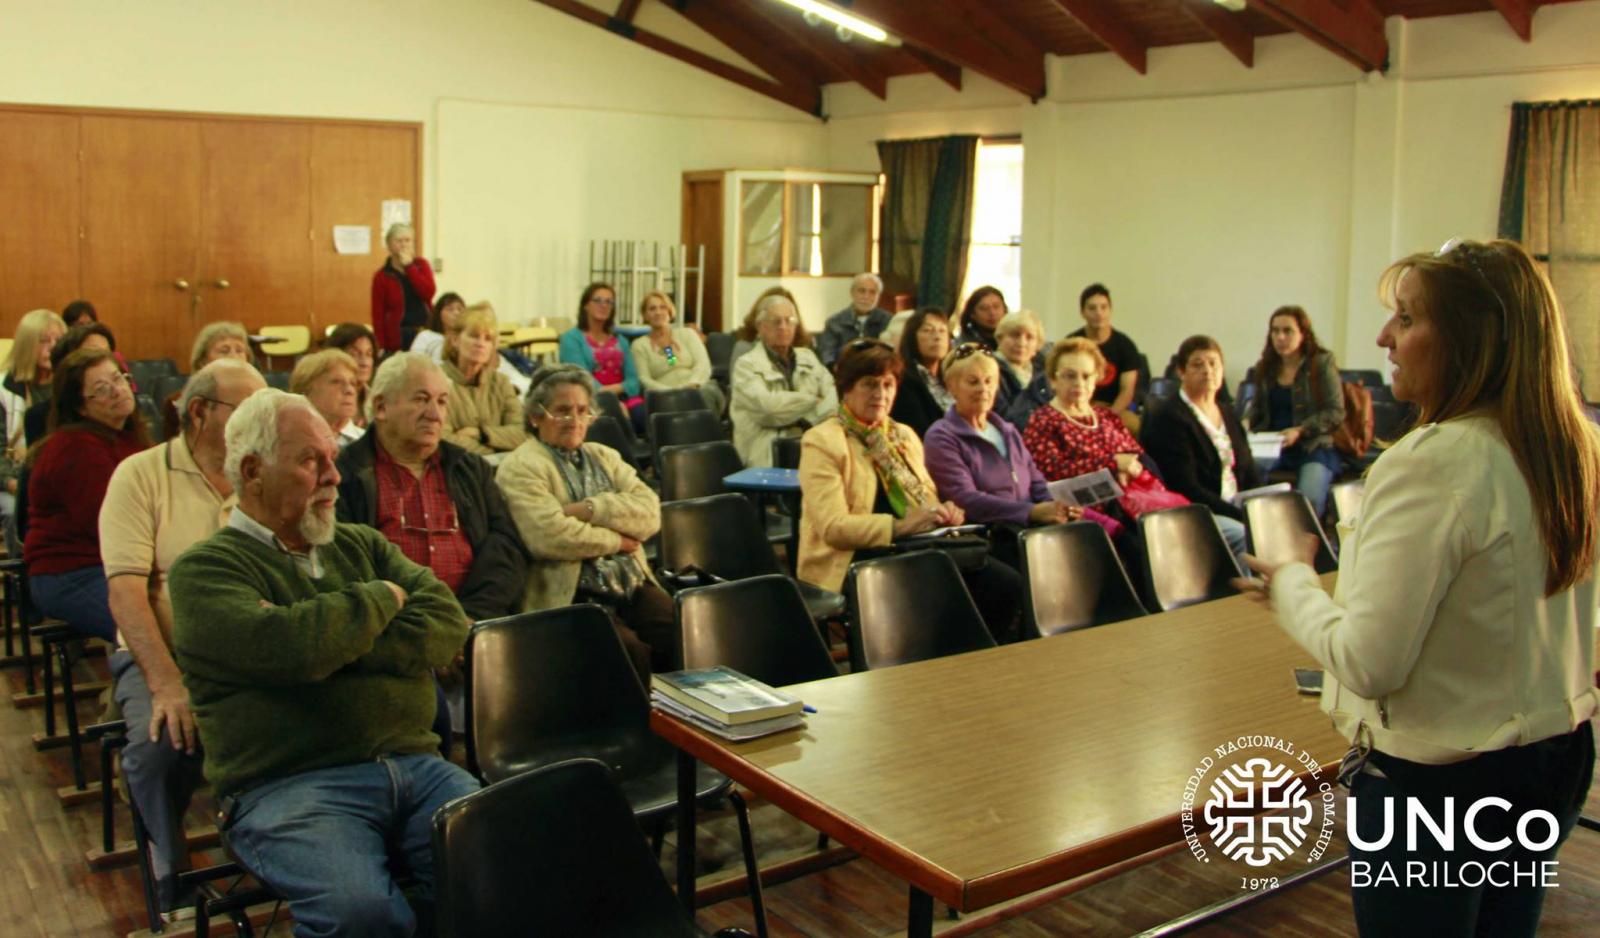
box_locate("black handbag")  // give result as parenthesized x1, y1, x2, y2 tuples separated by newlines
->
(859, 524, 990, 572)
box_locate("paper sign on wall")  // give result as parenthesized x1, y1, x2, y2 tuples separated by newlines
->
(333, 225, 372, 255)
(381, 199, 412, 233)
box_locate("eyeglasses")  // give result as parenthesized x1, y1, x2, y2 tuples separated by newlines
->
(400, 502, 460, 537)
(1436, 238, 1509, 319)
(540, 406, 595, 424)
(588, 297, 615, 307)
(86, 371, 130, 400)
(196, 395, 238, 412)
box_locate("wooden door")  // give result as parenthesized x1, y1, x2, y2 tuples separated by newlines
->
(311, 124, 420, 335)
(681, 172, 724, 332)
(0, 111, 82, 328)
(196, 121, 313, 336)
(80, 115, 203, 364)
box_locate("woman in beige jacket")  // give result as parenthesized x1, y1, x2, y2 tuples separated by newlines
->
(798, 339, 1022, 642)
(495, 364, 672, 681)
(442, 308, 526, 459)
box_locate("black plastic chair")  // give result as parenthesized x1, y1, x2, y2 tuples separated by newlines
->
(584, 415, 637, 463)
(135, 394, 168, 443)
(262, 370, 291, 390)
(1019, 522, 1148, 636)
(705, 332, 736, 387)
(595, 391, 653, 467)
(1244, 492, 1338, 574)
(771, 436, 801, 470)
(465, 605, 764, 930)
(677, 575, 840, 686)
(1234, 380, 1257, 422)
(844, 550, 996, 671)
(432, 758, 757, 938)
(1139, 505, 1243, 611)
(127, 358, 179, 390)
(650, 409, 724, 451)
(646, 387, 710, 415)
(658, 441, 743, 502)
(1147, 377, 1179, 405)
(1373, 399, 1416, 440)
(149, 372, 187, 405)
(659, 494, 844, 622)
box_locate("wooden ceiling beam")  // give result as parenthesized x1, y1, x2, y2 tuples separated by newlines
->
(676, 0, 818, 91)
(741, 0, 891, 99)
(841, 0, 1046, 99)
(1182, 0, 1254, 68)
(1244, 0, 1388, 72)
(1047, 0, 1148, 74)
(902, 45, 963, 92)
(614, 0, 643, 23)
(1491, 0, 1534, 41)
(530, 0, 821, 115)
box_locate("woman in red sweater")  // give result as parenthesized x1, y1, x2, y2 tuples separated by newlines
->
(25, 348, 149, 642)
(370, 223, 436, 353)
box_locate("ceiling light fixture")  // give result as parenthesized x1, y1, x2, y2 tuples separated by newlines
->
(1212, 0, 1247, 11)
(774, 0, 899, 45)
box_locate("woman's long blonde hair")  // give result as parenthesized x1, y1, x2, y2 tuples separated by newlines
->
(444, 305, 498, 370)
(7, 309, 67, 385)
(1379, 239, 1600, 595)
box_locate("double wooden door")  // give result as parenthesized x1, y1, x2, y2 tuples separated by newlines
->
(0, 106, 419, 365)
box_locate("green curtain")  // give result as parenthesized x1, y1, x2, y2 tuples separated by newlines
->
(1498, 100, 1600, 397)
(876, 135, 979, 311)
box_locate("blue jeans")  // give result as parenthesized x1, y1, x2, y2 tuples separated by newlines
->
(223, 754, 481, 938)
(1214, 515, 1248, 574)
(30, 564, 117, 642)
(1258, 445, 1341, 518)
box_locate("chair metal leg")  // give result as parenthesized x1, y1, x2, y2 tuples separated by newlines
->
(727, 791, 768, 938)
(57, 639, 87, 790)
(651, 816, 667, 859)
(130, 776, 165, 934)
(40, 633, 56, 735)
(1579, 814, 1600, 833)
(675, 748, 697, 913)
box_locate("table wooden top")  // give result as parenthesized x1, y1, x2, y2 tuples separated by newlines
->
(651, 579, 1348, 911)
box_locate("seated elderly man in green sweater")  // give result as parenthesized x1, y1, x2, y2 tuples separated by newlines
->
(169, 388, 477, 938)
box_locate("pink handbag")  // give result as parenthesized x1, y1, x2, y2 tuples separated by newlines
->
(1116, 471, 1190, 519)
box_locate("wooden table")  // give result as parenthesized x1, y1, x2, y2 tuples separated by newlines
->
(652, 583, 1348, 936)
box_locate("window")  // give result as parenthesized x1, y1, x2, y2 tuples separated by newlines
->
(739, 180, 876, 277)
(959, 140, 1023, 308)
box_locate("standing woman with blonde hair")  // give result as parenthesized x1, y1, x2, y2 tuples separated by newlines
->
(1, 309, 66, 543)
(1247, 239, 1600, 936)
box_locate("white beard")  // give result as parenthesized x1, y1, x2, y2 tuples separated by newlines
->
(298, 489, 339, 545)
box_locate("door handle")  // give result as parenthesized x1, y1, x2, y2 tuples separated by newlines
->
(213, 279, 230, 290)
(174, 279, 190, 291)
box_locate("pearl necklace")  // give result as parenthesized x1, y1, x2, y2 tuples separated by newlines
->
(1052, 399, 1098, 430)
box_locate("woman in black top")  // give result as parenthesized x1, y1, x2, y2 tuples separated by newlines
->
(888, 308, 954, 438)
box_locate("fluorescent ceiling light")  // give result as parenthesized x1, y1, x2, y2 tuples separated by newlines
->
(772, 0, 899, 45)
(1212, 0, 1247, 11)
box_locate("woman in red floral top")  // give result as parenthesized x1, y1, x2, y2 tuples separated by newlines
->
(1023, 337, 1149, 485)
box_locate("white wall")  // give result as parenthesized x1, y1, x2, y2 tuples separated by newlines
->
(819, 2, 1600, 383)
(1, 0, 827, 322)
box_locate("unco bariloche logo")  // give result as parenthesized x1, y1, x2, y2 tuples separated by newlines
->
(1182, 735, 1337, 888)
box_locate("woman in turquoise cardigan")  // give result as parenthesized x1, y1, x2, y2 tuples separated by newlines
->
(559, 282, 644, 431)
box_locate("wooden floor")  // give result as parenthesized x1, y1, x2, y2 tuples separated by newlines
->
(4, 642, 1600, 937)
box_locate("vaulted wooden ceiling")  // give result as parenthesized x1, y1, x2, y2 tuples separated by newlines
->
(533, 0, 1575, 115)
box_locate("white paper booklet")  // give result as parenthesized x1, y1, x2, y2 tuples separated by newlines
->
(1047, 469, 1124, 508)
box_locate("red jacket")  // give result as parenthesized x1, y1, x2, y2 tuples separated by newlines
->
(370, 258, 437, 351)
(23, 425, 146, 575)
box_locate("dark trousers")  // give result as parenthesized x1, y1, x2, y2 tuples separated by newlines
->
(1348, 723, 1594, 937)
(962, 555, 1023, 645)
(592, 583, 678, 687)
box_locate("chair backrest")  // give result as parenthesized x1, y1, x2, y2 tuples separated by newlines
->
(771, 435, 801, 470)
(845, 550, 996, 671)
(658, 441, 743, 502)
(1139, 505, 1243, 611)
(1373, 399, 1415, 439)
(705, 331, 736, 379)
(1020, 522, 1147, 636)
(658, 493, 780, 580)
(128, 358, 179, 389)
(649, 409, 723, 453)
(645, 387, 708, 415)
(258, 324, 311, 357)
(432, 758, 699, 938)
(150, 372, 187, 406)
(1234, 380, 1257, 421)
(1245, 492, 1338, 573)
(1329, 480, 1365, 525)
(677, 575, 838, 687)
(467, 605, 654, 785)
(263, 370, 291, 390)
(134, 394, 167, 443)
(594, 391, 643, 445)
(583, 414, 634, 460)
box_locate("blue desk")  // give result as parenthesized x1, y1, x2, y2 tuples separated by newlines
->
(721, 467, 800, 493)
(616, 325, 650, 340)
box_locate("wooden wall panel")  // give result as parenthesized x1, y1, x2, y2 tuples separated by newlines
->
(79, 115, 203, 364)
(197, 121, 313, 333)
(0, 112, 81, 330)
(310, 124, 420, 335)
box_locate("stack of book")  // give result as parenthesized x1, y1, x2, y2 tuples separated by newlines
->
(651, 666, 807, 741)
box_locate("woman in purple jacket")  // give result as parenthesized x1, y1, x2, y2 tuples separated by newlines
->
(924, 345, 1123, 573)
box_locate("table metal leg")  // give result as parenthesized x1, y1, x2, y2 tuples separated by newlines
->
(907, 885, 934, 938)
(676, 747, 697, 914)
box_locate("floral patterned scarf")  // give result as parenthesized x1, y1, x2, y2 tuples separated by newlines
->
(837, 405, 930, 519)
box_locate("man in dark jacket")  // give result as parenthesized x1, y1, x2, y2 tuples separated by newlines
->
(815, 273, 892, 366)
(336, 352, 529, 622)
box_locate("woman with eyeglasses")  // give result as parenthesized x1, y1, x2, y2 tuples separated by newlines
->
(442, 307, 526, 462)
(1242, 305, 1345, 517)
(630, 290, 725, 416)
(888, 307, 955, 439)
(798, 339, 1024, 643)
(496, 364, 673, 685)
(290, 349, 364, 449)
(730, 293, 835, 468)
(1246, 239, 1600, 936)
(559, 282, 646, 433)
(24, 348, 150, 643)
